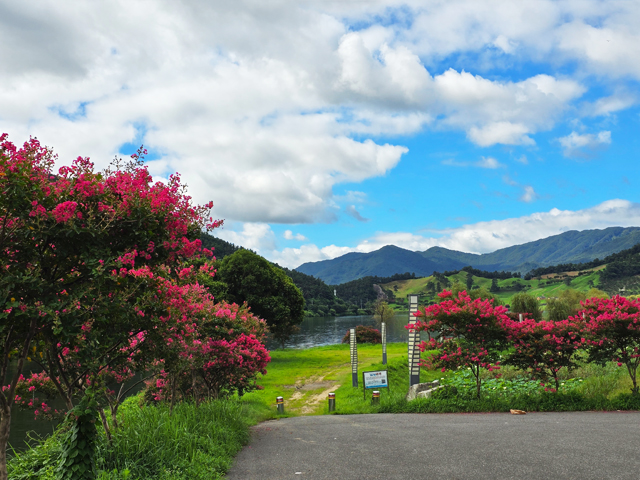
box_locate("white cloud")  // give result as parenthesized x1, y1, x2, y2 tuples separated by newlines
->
(519, 185, 539, 203)
(584, 93, 636, 117)
(1, 0, 639, 228)
(263, 199, 640, 268)
(216, 223, 276, 254)
(284, 230, 307, 241)
(475, 156, 503, 169)
(558, 131, 611, 158)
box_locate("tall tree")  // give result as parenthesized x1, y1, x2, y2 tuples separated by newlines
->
(218, 250, 304, 348)
(374, 299, 395, 325)
(466, 271, 473, 290)
(510, 292, 543, 321)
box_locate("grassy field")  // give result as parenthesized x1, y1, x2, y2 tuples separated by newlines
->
(243, 342, 427, 415)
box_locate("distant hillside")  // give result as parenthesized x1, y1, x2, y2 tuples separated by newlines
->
(296, 227, 640, 284)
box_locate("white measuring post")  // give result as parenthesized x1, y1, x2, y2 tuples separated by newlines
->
(408, 294, 420, 387)
(381, 322, 387, 365)
(350, 327, 358, 387)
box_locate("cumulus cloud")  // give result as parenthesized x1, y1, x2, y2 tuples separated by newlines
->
(558, 131, 611, 158)
(284, 230, 307, 241)
(216, 223, 276, 254)
(1, 0, 638, 228)
(266, 199, 640, 267)
(519, 185, 539, 203)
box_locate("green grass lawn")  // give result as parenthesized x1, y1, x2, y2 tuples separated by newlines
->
(243, 342, 416, 415)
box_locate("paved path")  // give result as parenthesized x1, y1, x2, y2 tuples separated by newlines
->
(226, 412, 640, 479)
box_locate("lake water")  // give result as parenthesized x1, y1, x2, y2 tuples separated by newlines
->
(268, 312, 412, 349)
(9, 313, 414, 450)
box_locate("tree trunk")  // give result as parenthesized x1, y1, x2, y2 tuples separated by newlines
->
(627, 363, 639, 395)
(99, 408, 112, 444)
(110, 404, 120, 430)
(0, 405, 10, 480)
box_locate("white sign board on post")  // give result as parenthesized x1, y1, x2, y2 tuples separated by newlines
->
(362, 370, 389, 399)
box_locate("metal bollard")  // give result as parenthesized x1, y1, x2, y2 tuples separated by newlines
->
(276, 396, 284, 414)
(328, 392, 336, 412)
(372, 390, 380, 405)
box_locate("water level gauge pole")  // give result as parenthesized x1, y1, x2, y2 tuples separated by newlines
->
(408, 294, 420, 387)
(350, 327, 358, 387)
(381, 322, 387, 365)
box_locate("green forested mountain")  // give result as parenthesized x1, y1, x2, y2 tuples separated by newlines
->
(296, 227, 640, 284)
(201, 230, 640, 317)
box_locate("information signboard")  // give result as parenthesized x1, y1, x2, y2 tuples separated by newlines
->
(362, 370, 389, 399)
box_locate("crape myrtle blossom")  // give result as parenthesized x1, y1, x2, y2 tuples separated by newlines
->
(409, 290, 510, 399)
(504, 317, 585, 392)
(580, 295, 640, 395)
(144, 276, 270, 405)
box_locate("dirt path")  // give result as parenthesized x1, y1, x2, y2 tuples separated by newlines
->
(282, 370, 343, 415)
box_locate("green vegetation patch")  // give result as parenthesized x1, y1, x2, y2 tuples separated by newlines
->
(8, 395, 271, 480)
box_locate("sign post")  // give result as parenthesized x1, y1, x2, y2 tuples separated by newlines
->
(362, 370, 389, 400)
(408, 294, 420, 387)
(381, 322, 387, 365)
(350, 327, 358, 387)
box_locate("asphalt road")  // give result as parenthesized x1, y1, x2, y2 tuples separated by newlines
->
(226, 412, 640, 480)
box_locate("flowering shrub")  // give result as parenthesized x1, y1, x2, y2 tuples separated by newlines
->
(143, 280, 270, 405)
(411, 290, 509, 398)
(341, 325, 382, 344)
(581, 295, 640, 395)
(504, 318, 585, 391)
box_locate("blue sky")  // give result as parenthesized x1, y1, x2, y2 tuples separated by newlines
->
(2, 0, 640, 268)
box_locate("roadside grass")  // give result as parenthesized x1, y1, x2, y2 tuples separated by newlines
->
(9, 395, 273, 480)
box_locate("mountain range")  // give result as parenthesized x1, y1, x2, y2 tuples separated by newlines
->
(296, 226, 640, 284)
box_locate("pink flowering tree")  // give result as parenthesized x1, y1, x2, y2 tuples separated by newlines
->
(0, 133, 219, 479)
(143, 276, 269, 408)
(411, 290, 509, 399)
(581, 295, 640, 395)
(504, 318, 585, 391)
